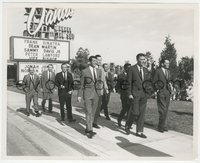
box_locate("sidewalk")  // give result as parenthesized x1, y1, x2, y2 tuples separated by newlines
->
(7, 90, 194, 160)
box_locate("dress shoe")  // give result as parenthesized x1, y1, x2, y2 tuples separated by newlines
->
(61, 118, 65, 121)
(163, 127, 168, 132)
(106, 116, 111, 120)
(86, 131, 93, 139)
(42, 106, 46, 112)
(125, 126, 130, 135)
(117, 119, 121, 127)
(68, 119, 76, 123)
(27, 112, 30, 116)
(85, 130, 96, 135)
(157, 128, 164, 133)
(92, 131, 96, 135)
(93, 123, 100, 129)
(48, 110, 53, 113)
(136, 133, 147, 138)
(35, 112, 41, 117)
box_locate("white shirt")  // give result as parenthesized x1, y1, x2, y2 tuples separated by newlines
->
(89, 66, 96, 81)
(162, 67, 168, 78)
(62, 71, 67, 80)
(30, 74, 34, 80)
(137, 64, 144, 80)
(48, 71, 51, 79)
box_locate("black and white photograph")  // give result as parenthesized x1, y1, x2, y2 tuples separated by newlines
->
(1, 1, 199, 161)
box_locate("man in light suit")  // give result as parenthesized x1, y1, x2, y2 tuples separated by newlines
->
(93, 55, 109, 128)
(55, 63, 76, 122)
(23, 66, 41, 117)
(100, 63, 115, 120)
(153, 59, 172, 133)
(41, 64, 55, 113)
(77, 56, 102, 139)
(125, 53, 150, 138)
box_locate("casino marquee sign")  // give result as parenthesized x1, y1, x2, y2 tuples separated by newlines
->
(10, 7, 75, 62)
(23, 7, 75, 40)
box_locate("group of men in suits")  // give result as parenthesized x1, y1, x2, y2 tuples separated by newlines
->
(23, 63, 76, 123)
(23, 53, 172, 139)
(115, 54, 172, 138)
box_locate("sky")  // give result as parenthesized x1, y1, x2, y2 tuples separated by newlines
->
(4, 3, 195, 65)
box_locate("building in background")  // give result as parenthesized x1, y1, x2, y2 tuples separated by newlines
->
(7, 7, 75, 83)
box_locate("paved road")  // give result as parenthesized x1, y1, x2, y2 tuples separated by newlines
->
(7, 108, 96, 157)
(6, 90, 194, 160)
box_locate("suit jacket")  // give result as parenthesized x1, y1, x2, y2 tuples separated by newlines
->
(77, 66, 102, 100)
(105, 71, 115, 92)
(55, 71, 73, 96)
(153, 67, 171, 92)
(40, 70, 56, 93)
(23, 73, 40, 93)
(99, 66, 108, 95)
(116, 72, 128, 95)
(127, 64, 149, 97)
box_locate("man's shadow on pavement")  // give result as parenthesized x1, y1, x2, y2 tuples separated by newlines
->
(41, 104, 87, 136)
(75, 107, 132, 135)
(115, 136, 172, 157)
(16, 108, 35, 116)
(62, 113, 87, 136)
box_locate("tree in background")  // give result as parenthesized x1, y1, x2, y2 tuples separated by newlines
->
(71, 47, 89, 71)
(71, 47, 90, 79)
(178, 57, 194, 82)
(178, 56, 194, 101)
(159, 35, 178, 79)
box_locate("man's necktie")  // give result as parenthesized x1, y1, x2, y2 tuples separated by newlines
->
(64, 72, 67, 80)
(63, 72, 66, 80)
(140, 67, 143, 81)
(30, 75, 34, 89)
(93, 68, 97, 82)
(165, 69, 169, 80)
(31, 75, 34, 81)
(48, 71, 51, 80)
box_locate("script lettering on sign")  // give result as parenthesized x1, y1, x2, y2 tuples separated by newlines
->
(26, 8, 74, 35)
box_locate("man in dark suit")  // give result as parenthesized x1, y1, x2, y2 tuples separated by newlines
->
(77, 56, 102, 139)
(116, 63, 131, 127)
(125, 53, 149, 138)
(100, 63, 115, 120)
(41, 64, 56, 113)
(153, 59, 172, 133)
(55, 63, 76, 122)
(23, 66, 41, 117)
